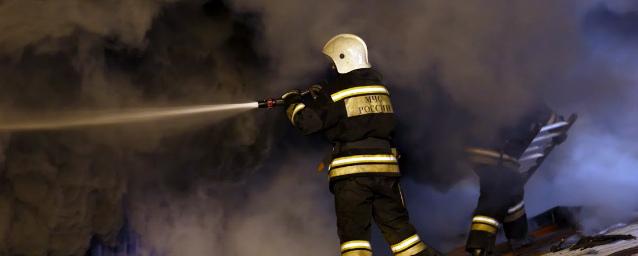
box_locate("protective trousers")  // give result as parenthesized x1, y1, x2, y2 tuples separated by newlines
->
(332, 176, 441, 256)
(466, 165, 528, 254)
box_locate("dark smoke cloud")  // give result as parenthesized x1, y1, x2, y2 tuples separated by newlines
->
(0, 0, 168, 57)
(233, 0, 638, 251)
(231, 0, 595, 186)
(1, 0, 638, 255)
(0, 0, 277, 254)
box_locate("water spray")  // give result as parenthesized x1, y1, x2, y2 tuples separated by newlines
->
(0, 85, 320, 131)
(0, 102, 259, 132)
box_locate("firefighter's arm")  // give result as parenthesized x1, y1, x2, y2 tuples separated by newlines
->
(283, 85, 329, 135)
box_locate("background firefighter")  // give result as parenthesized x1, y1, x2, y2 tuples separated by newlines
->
(464, 102, 571, 255)
(281, 34, 442, 256)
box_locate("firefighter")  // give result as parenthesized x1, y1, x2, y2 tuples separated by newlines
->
(281, 34, 442, 256)
(464, 104, 569, 255)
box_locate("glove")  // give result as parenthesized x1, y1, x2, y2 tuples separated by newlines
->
(307, 84, 323, 99)
(281, 89, 302, 106)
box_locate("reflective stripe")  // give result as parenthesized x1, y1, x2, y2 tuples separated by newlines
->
(472, 216, 499, 227)
(508, 201, 525, 214)
(505, 201, 526, 222)
(395, 242, 427, 256)
(467, 155, 519, 169)
(504, 207, 526, 223)
(288, 103, 305, 124)
(341, 240, 372, 252)
(281, 91, 299, 99)
(329, 164, 399, 178)
(330, 154, 398, 169)
(465, 147, 518, 163)
(391, 234, 421, 253)
(471, 223, 498, 234)
(331, 85, 389, 102)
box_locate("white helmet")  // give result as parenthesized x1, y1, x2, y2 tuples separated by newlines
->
(322, 33, 371, 74)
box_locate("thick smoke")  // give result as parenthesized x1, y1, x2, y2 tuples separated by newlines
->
(0, 0, 276, 255)
(231, 0, 594, 185)
(0, 1, 167, 56)
(1, 0, 638, 255)
(526, 2, 638, 232)
(232, 0, 638, 251)
(128, 155, 337, 256)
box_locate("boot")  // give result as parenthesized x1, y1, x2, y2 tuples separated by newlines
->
(469, 249, 487, 256)
(466, 230, 495, 256)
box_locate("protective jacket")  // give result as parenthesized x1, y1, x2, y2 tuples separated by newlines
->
(287, 68, 399, 181)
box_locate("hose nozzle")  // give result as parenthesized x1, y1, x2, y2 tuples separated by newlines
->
(257, 98, 285, 109)
(258, 86, 320, 109)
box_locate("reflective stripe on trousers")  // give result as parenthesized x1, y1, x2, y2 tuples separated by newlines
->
(391, 234, 428, 256)
(341, 240, 372, 256)
(504, 200, 526, 223)
(328, 154, 400, 178)
(471, 215, 500, 234)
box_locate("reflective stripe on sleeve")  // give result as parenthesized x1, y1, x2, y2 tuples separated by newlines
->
(331, 85, 389, 102)
(329, 154, 398, 169)
(291, 103, 306, 124)
(465, 147, 518, 163)
(286, 103, 306, 124)
(467, 155, 519, 169)
(329, 164, 399, 178)
(466, 147, 520, 169)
